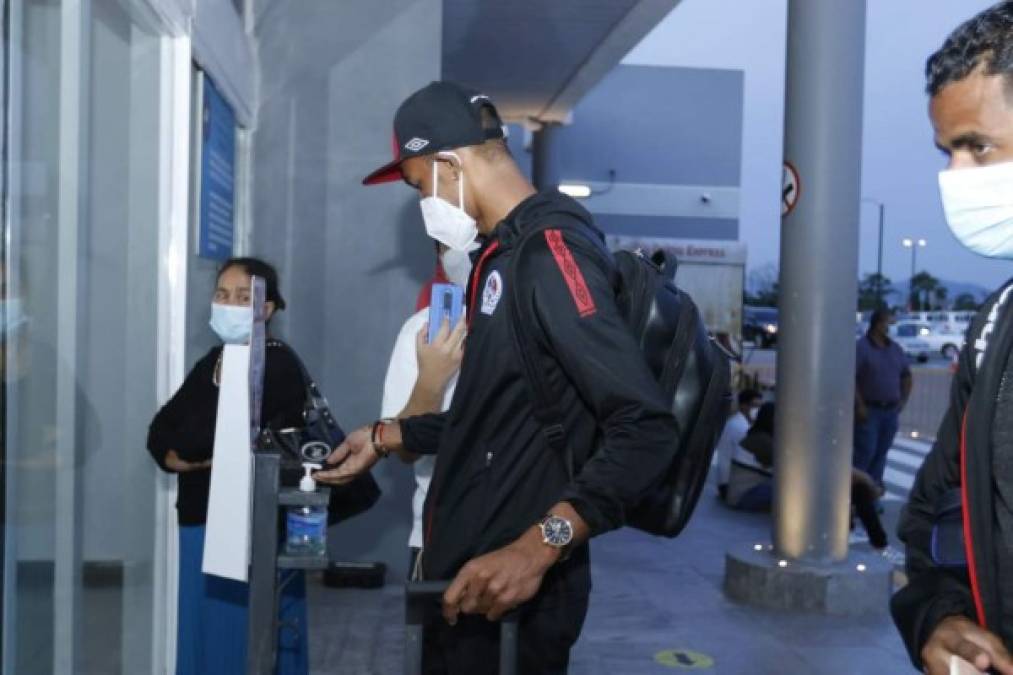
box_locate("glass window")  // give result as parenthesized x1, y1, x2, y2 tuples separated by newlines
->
(5, 2, 165, 672)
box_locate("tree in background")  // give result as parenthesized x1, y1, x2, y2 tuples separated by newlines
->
(745, 262, 779, 306)
(909, 271, 941, 311)
(953, 293, 981, 311)
(933, 285, 949, 311)
(858, 273, 894, 310)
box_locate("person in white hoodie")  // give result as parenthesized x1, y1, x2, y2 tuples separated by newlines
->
(380, 243, 472, 577)
(714, 389, 762, 501)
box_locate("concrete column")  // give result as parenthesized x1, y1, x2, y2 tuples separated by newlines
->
(773, 0, 866, 563)
(531, 122, 561, 191)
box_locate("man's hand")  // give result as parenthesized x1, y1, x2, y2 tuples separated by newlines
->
(165, 449, 211, 473)
(921, 615, 1013, 675)
(416, 319, 465, 392)
(314, 426, 380, 485)
(442, 526, 558, 625)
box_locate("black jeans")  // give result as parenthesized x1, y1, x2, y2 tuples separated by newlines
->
(421, 590, 589, 675)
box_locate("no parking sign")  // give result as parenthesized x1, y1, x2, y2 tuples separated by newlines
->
(782, 161, 801, 217)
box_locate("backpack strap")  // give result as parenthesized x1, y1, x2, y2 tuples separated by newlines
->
(968, 280, 1013, 376)
(506, 224, 607, 479)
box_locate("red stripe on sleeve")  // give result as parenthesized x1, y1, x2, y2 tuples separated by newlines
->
(545, 229, 597, 318)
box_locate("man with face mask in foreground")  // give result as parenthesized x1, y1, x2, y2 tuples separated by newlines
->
(315, 82, 678, 673)
(892, 4, 1013, 674)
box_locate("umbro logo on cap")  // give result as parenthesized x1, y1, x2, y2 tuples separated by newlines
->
(362, 81, 506, 186)
(404, 137, 430, 152)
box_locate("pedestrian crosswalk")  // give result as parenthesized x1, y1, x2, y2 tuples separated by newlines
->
(883, 436, 933, 502)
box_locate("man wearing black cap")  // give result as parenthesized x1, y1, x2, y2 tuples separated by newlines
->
(317, 81, 677, 674)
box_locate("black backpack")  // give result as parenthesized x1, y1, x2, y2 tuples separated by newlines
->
(507, 226, 732, 537)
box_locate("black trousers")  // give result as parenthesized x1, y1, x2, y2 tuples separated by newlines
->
(421, 590, 589, 675)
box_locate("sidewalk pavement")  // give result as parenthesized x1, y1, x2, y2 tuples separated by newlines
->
(307, 487, 914, 674)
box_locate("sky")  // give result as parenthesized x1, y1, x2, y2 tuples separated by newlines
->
(624, 0, 1011, 292)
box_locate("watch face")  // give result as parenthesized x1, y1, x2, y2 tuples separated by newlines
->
(542, 516, 573, 547)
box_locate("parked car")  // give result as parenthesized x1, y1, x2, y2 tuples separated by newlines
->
(744, 306, 778, 347)
(890, 321, 963, 361)
(896, 310, 974, 334)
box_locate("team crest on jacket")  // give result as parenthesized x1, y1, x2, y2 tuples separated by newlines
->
(481, 271, 503, 315)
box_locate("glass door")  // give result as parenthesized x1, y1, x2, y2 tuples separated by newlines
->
(4, 1, 181, 672)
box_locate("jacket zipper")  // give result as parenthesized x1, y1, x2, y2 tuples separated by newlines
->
(423, 240, 502, 553)
(466, 241, 501, 330)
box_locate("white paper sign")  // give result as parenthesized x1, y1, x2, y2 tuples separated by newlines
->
(202, 344, 253, 582)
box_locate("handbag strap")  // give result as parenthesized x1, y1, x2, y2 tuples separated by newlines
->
(265, 339, 339, 431)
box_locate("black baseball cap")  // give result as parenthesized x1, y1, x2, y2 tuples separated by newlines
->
(362, 81, 506, 186)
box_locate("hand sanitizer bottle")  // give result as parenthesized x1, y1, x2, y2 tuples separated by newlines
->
(285, 464, 326, 557)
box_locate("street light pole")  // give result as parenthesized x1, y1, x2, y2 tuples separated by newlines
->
(877, 203, 885, 297)
(903, 238, 927, 310)
(862, 199, 886, 306)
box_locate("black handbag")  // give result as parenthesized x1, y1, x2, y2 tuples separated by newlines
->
(262, 340, 381, 524)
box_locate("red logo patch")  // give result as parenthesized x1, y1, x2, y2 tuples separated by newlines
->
(545, 230, 596, 318)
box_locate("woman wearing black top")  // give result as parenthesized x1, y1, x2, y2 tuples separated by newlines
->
(148, 258, 308, 675)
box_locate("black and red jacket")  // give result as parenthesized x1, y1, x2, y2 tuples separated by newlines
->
(401, 190, 678, 592)
(892, 279, 1013, 666)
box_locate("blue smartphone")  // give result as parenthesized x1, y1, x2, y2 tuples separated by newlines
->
(428, 283, 464, 344)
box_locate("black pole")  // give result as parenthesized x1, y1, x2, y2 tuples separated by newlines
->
(876, 203, 884, 305)
(910, 246, 917, 310)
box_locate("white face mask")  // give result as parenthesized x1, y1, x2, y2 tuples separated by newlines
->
(939, 161, 1013, 258)
(209, 303, 253, 344)
(440, 242, 479, 288)
(419, 152, 478, 252)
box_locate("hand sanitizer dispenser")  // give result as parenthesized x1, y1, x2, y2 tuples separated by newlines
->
(285, 463, 327, 557)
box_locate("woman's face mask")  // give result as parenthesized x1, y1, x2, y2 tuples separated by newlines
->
(939, 161, 1013, 258)
(209, 303, 253, 344)
(420, 152, 478, 252)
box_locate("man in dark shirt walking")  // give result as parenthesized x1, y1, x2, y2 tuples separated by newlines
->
(854, 309, 912, 489)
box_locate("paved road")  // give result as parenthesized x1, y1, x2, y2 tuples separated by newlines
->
(883, 435, 932, 503)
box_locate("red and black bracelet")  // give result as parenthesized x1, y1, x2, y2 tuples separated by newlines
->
(370, 419, 391, 458)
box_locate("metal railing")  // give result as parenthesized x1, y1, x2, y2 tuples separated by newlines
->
(898, 366, 952, 444)
(734, 358, 952, 444)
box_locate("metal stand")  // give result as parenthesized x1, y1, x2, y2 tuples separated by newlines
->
(246, 448, 331, 675)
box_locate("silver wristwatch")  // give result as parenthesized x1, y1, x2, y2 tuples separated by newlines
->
(539, 514, 574, 560)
